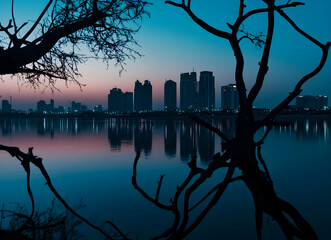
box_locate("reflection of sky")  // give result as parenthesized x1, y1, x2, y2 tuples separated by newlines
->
(0, 1, 330, 110)
(0, 117, 331, 239)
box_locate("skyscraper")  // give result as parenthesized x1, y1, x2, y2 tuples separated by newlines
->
(134, 80, 152, 112)
(199, 71, 215, 110)
(134, 80, 143, 112)
(180, 72, 197, 110)
(2, 99, 12, 112)
(164, 80, 177, 111)
(108, 88, 133, 113)
(124, 92, 133, 112)
(221, 84, 239, 110)
(37, 100, 47, 113)
(143, 80, 152, 111)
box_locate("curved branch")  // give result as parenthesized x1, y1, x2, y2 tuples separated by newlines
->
(22, 0, 54, 43)
(132, 151, 173, 211)
(0, 144, 116, 240)
(189, 114, 230, 142)
(247, 1, 275, 105)
(165, 1, 231, 39)
(260, 42, 330, 126)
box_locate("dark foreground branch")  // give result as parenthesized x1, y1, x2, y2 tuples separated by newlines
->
(0, 144, 123, 240)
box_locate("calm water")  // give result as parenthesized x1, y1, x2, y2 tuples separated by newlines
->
(0, 116, 330, 239)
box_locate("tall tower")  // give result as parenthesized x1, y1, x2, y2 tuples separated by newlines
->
(164, 80, 177, 111)
(199, 71, 215, 110)
(221, 84, 239, 110)
(143, 80, 152, 111)
(134, 80, 143, 112)
(180, 71, 197, 110)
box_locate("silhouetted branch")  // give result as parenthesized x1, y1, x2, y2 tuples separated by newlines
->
(106, 220, 130, 240)
(188, 114, 230, 142)
(247, 1, 275, 106)
(155, 174, 165, 202)
(261, 42, 330, 126)
(189, 174, 243, 212)
(21, 0, 54, 44)
(0, 144, 120, 240)
(132, 151, 173, 211)
(165, 1, 231, 39)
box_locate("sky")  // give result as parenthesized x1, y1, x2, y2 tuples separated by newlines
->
(0, 0, 330, 110)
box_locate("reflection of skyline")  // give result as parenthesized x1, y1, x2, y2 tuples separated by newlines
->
(0, 117, 329, 160)
(197, 122, 215, 162)
(134, 119, 153, 156)
(180, 120, 197, 161)
(108, 119, 133, 151)
(164, 120, 176, 158)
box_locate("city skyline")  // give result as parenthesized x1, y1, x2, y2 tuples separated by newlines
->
(0, 1, 330, 110)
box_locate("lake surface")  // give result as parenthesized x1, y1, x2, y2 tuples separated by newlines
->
(0, 116, 330, 239)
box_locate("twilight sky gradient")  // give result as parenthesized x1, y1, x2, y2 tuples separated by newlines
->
(0, 0, 330, 110)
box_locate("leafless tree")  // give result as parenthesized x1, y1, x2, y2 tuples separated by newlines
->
(0, 1, 149, 239)
(0, 0, 149, 88)
(133, 0, 330, 239)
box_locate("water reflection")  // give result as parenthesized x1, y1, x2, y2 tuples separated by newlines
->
(180, 119, 197, 161)
(0, 117, 330, 161)
(108, 119, 133, 151)
(164, 120, 177, 158)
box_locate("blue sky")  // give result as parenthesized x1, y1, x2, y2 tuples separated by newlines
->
(0, 0, 330, 110)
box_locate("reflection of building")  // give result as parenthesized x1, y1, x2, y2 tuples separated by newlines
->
(108, 119, 133, 150)
(108, 88, 133, 113)
(180, 120, 197, 161)
(199, 71, 215, 110)
(180, 72, 197, 110)
(197, 123, 215, 162)
(164, 80, 177, 111)
(296, 95, 328, 110)
(2, 99, 12, 113)
(221, 84, 239, 110)
(134, 80, 152, 112)
(164, 120, 177, 157)
(134, 120, 153, 155)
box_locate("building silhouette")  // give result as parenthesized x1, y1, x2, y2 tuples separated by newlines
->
(124, 92, 133, 112)
(221, 84, 239, 110)
(296, 95, 328, 110)
(2, 99, 12, 112)
(37, 100, 47, 113)
(164, 80, 177, 111)
(108, 88, 133, 113)
(71, 101, 83, 112)
(180, 72, 197, 110)
(134, 80, 152, 112)
(199, 71, 215, 110)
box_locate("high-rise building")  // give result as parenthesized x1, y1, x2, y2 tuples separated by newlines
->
(124, 92, 133, 112)
(199, 71, 215, 110)
(134, 80, 152, 112)
(49, 99, 54, 112)
(37, 99, 55, 113)
(143, 80, 152, 111)
(2, 99, 12, 113)
(221, 84, 239, 110)
(296, 95, 328, 109)
(37, 100, 47, 113)
(108, 88, 124, 112)
(134, 80, 143, 112)
(71, 101, 82, 112)
(180, 72, 197, 110)
(164, 80, 177, 111)
(108, 88, 133, 113)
